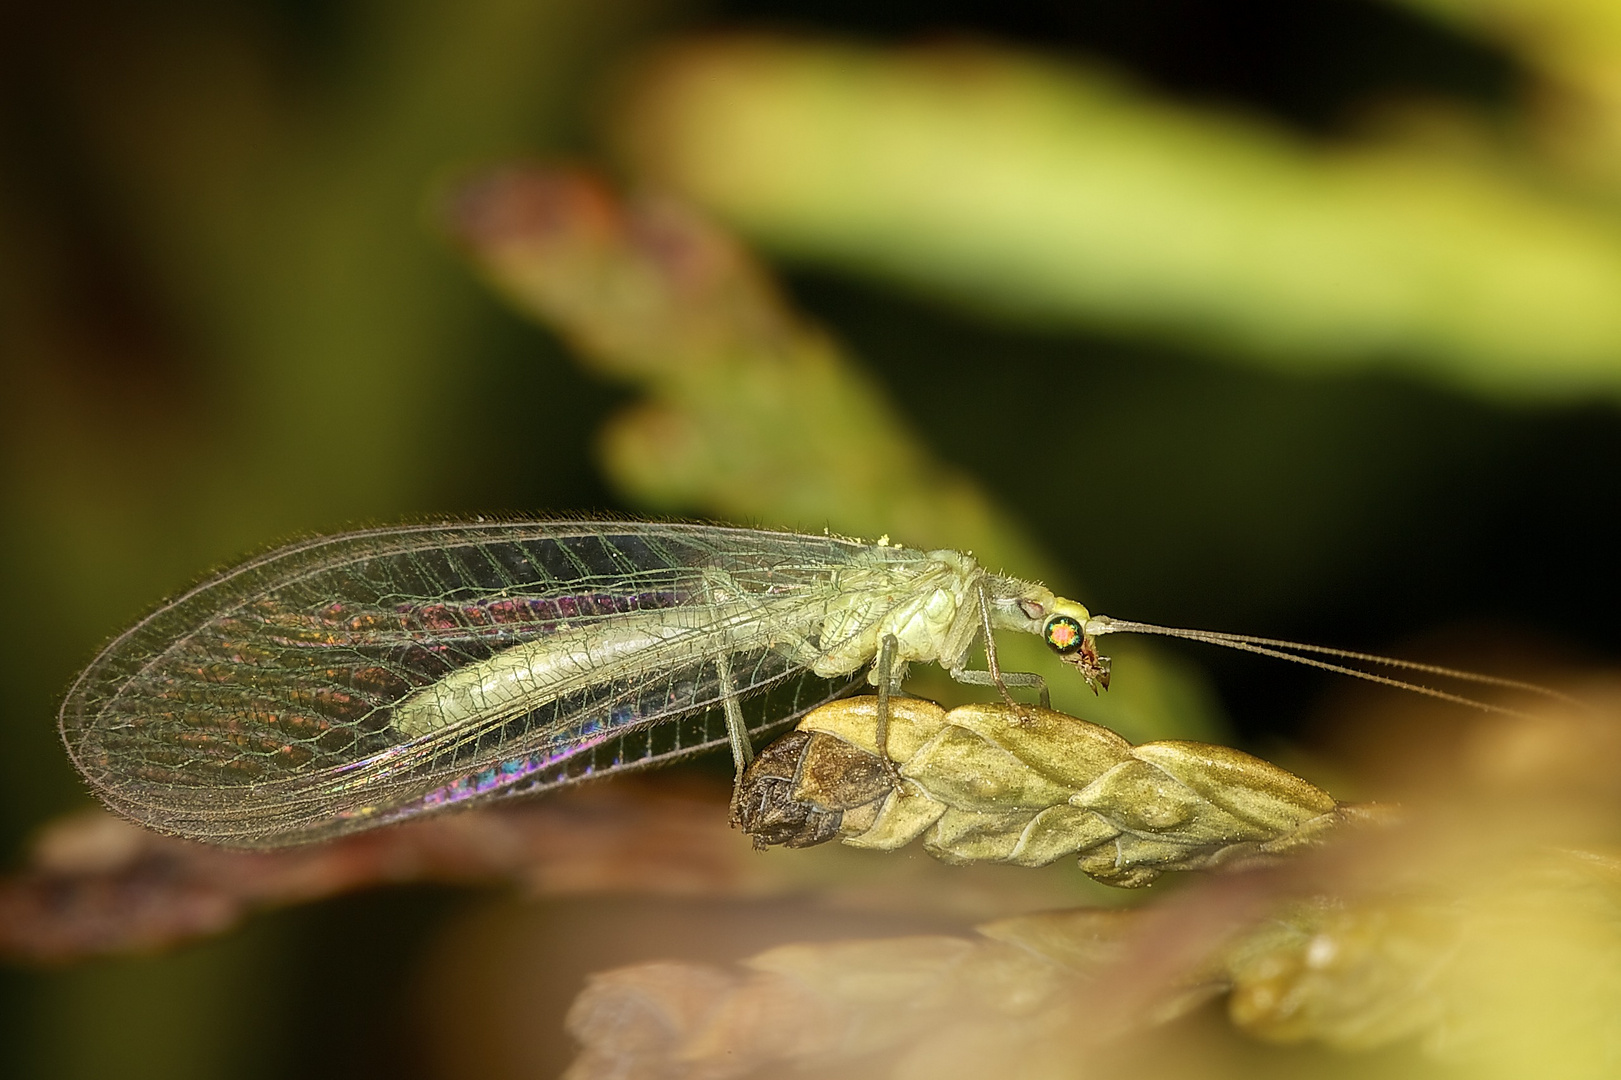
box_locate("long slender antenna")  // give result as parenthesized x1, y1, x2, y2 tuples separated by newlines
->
(1086, 616, 1589, 718)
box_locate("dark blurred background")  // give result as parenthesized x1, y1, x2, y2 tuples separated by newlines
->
(4, 1, 1618, 1077)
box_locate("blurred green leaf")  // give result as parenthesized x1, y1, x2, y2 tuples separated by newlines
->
(1392, 0, 1621, 179)
(612, 36, 1621, 400)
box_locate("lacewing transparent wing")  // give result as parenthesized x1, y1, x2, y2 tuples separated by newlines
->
(58, 521, 936, 847)
(61, 518, 1551, 851)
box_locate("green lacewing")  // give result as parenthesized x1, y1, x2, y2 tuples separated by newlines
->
(58, 521, 1108, 847)
(60, 519, 1563, 849)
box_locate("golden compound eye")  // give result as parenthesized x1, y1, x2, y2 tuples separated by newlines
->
(1043, 615, 1084, 654)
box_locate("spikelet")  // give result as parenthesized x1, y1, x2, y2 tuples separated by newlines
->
(735, 696, 1369, 885)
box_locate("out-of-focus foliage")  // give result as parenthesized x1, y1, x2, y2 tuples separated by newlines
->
(1394, 0, 1621, 176)
(0, 776, 1116, 964)
(0, 0, 653, 838)
(612, 35, 1621, 399)
(565, 847, 1621, 1080)
(1, 3, 658, 1078)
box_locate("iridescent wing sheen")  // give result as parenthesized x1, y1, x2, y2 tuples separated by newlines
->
(59, 521, 942, 847)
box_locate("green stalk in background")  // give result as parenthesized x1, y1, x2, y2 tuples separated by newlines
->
(609, 36, 1621, 401)
(445, 165, 1225, 744)
(1393, 0, 1621, 179)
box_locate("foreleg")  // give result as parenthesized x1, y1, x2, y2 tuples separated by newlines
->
(948, 579, 1051, 709)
